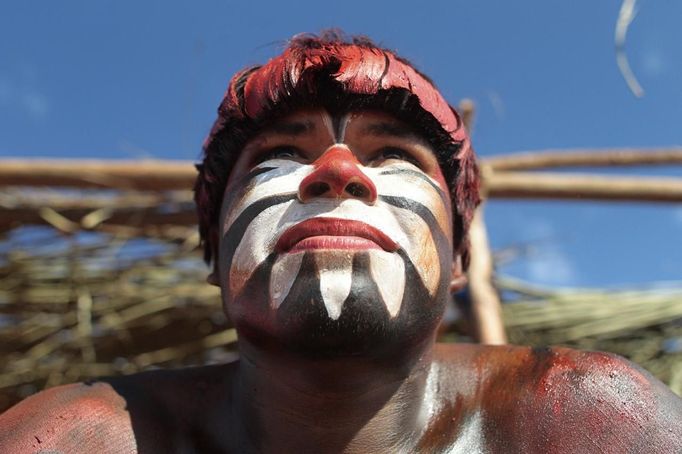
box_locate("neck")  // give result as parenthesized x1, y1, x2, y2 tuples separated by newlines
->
(232, 336, 437, 453)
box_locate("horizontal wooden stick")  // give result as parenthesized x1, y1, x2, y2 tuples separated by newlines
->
(0, 159, 196, 190)
(485, 171, 682, 202)
(484, 148, 682, 171)
(2, 148, 682, 190)
(1, 157, 682, 205)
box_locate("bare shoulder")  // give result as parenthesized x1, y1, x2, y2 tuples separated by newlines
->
(0, 362, 238, 454)
(0, 381, 137, 453)
(434, 343, 682, 453)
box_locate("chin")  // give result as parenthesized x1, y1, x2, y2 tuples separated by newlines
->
(226, 250, 448, 361)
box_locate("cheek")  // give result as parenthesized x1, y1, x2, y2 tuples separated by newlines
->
(221, 162, 310, 234)
(369, 166, 452, 241)
(431, 166, 453, 222)
(385, 206, 442, 297)
(227, 202, 294, 300)
(413, 225, 443, 295)
(217, 162, 310, 299)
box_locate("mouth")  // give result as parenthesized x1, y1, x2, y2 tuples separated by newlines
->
(275, 217, 399, 253)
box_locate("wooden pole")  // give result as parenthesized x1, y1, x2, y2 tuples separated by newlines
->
(0, 159, 196, 190)
(484, 148, 682, 171)
(467, 207, 508, 345)
(483, 171, 682, 202)
(2, 151, 682, 202)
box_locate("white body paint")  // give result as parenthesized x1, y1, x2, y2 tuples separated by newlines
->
(223, 155, 447, 320)
(316, 252, 354, 319)
(446, 412, 485, 454)
(368, 250, 405, 318)
(269, 252, 304, 309)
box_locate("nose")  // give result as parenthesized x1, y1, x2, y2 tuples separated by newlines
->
(298, 145, 377, 204)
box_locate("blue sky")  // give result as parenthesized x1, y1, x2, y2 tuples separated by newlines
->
(1, 1, 680, 287)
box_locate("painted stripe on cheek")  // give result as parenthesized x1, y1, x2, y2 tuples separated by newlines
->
(379, 195, 449, 250)
(221, 193, 298, 298)
(223, 162, 310, 229)
(380, 195, 451, 295)
(379, 167, 448, 207)
(220, 166, 277, 223)
(380, 168, 444, 195)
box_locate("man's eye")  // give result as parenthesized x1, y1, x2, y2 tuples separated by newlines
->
(256, 146, 301, 163)
(377, 147, 421, 167)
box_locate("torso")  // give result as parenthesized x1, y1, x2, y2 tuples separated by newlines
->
(1, 344, 681, 453)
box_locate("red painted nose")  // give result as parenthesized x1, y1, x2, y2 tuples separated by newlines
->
(298, 146, 377, 204)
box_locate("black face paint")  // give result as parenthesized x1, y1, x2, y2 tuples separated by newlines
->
(331, 113, 348, 143)
(221, 166, 277, 215)
(379, 194, 452, 272)
(379, 168, 448, 205)
(220, 192, 298, 296)
(231, 249, 447, 360)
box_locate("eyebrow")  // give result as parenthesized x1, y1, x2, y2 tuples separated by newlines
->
(361, 122, 419, 139)
(266, 120, 316, 136)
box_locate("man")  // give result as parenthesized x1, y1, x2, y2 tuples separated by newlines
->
(1, 32, 681, 453)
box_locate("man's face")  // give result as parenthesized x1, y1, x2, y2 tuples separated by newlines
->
(217, 109, 456, 357)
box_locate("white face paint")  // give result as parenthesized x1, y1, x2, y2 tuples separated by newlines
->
(219, 110, 452, 321)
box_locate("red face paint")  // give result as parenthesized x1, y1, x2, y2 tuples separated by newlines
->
(298, 145, 377, 203)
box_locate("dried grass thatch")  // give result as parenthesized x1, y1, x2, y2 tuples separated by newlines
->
(0, 224, 234, 412)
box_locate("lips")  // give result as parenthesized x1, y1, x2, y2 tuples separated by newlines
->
(275, 218, 398, 253)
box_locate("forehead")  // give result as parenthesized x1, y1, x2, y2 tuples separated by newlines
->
(256, 108, 428, 143)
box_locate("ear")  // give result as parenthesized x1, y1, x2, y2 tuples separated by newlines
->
(207, 270, 220, 287)
(206, 258, 220, 287)
(206, 228, 221, 287)
(449, 255, 467, 293)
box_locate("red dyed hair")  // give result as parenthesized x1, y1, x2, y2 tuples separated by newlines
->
(195, 31, 480, 269)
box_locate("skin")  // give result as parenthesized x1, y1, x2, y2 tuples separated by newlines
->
(1, 109, 681, 453)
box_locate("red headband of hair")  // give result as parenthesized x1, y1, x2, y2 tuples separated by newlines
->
(203, 42, 469, 152)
